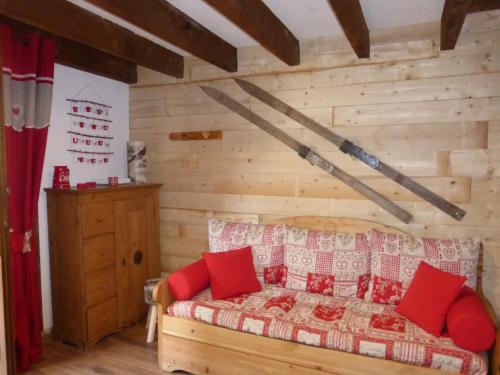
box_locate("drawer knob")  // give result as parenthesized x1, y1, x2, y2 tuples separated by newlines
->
(133, 250, 143, 265)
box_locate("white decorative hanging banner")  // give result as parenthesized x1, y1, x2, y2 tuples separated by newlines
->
(66, 84, 114, 165)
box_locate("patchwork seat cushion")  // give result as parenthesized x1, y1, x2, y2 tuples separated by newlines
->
(366, 229, 480, 305)
(168, 285, 487, 375)
(208, 219, 287, 285)
(283, 226, 371, 298)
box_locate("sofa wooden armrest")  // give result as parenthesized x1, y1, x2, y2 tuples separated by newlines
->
(476, 241, 499, 375)
(477, 293, 500, 375)
(153, 278, 175, 314)
(491, 331, 500, 375)
(153, 278, 176, 368)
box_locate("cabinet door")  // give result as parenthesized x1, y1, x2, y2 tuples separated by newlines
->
(114, 196, 159, 326)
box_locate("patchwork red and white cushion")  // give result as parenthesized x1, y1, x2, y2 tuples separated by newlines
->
(283, 226, 370, 298)
(366, 229, 480, 305)
(168, 285, 487, 375)
(208, 219, 287, 285)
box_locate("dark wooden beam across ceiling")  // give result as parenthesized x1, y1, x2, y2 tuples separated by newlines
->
(204, 0, 300, 66)
(0, 0, 183, 78)
(440, 0, 472, 50)
(55, 38, 138, 84)
(327, 0, 370, 58)
(0, 16, 137, 84)
(468, 0, 500, 12)
(86, 0, 237, 72)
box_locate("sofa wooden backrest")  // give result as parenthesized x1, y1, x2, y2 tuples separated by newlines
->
(267, 216, 410, 234)
(267, 216, 487, 305)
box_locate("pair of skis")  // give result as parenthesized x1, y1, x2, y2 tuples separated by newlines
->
(201, 80, 465, 224)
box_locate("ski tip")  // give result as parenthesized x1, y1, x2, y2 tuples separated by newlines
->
(453, 207, 466, 221)
(199, 85, 217, 97)
(402, 212, 413, 225)
(234, 78, 250, 88)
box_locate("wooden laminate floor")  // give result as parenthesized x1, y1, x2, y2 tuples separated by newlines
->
(25, 321, 168, 375)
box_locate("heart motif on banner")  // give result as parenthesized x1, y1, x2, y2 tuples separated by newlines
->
(319, 240, 330, 251)
(404, 267, 415, 277)
(12, 104, 23, 120)
(289, 254, 298, 263)
(387, 234, 398, 242)
(352, 261, 362, 270)
(441, 239, 454, 247)
(336, 261, 347, 269)
(443, 248, 455, 259)
(257, 254, 268, 263)
(302, 257, 312, 266)
(386, 243, 397, 253)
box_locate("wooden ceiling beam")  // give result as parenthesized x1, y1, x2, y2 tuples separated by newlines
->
(55, 39, 138, 84)
(0, 16, 137, 84)
(0, 0, 183, 77)
(86, 0, 237, 72)
(203, 0, 299, 66)
(327, 0, 370, 58)
(440, 0, 472, 50)
(468, 0, 500, 13)
(441, 0, 500, 50)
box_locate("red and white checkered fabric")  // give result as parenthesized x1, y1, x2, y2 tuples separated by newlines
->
(283, 226, 371, 298)
(208, 219, 287, 284)
(168, 285, 487, 375)
(366, 229, 481, 305)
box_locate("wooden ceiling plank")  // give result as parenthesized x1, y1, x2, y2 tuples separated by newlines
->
(86, 0, 237, 72)
(327, 0, 370, 58)
(440, 0, 473, 50)
(0, 16, 137, 84)
(203, 0, 299, 66)
(0, 0, 183, 77)
(468, 0, 500, 12)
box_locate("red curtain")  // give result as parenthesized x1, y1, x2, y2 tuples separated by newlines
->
(1, 25, 55, 372)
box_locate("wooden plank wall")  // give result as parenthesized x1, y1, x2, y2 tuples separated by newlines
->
(130, 10, 500, 313)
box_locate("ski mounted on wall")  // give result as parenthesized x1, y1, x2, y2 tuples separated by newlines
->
(201, 86, 413, 224)
(234, 79, 466, 222)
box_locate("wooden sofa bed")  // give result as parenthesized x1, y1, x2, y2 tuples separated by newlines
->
(153, 216, 500, 375)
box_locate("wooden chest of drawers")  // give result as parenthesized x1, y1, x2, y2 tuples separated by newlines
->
(45, 183, 161, 348)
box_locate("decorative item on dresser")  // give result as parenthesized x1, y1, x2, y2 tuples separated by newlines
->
(127, 141, 147, 184)
(45, 183, 162, 348)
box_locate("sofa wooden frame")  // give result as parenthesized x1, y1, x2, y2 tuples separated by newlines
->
(153, 216, 499, 375)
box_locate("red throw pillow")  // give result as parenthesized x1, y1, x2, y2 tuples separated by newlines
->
(203, 246, 262, 299)
(167, 259, 210, 300)
(396, 261, 466, 337)
(446, 286, 496, 351)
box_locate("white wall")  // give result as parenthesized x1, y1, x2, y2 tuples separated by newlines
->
(38, 65, 129, 330)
